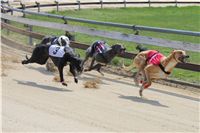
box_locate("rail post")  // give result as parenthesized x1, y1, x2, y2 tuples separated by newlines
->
(5, 20, 10, 35)
(1, 8, 5, 29)
(77, 0, 81, 10)
(27, 25, 33, 45)
(35, 1, 40, 12)
(3, 1, 10, 34)
(63, 18, 76, 43)
(124, 0, 126, 8)
(134, 30, 140, 35)
(148, 0, 151, 7)
(7, 1, 13, 15)
(175, 0, 178, 7)
(55, 1, 59, 12)
(100, 0, 103, 9)
(1, 6, 5, 13)
(132, 25, 140, 35)
(10, 7, 14, 15)
(7, 0, 9, 5)
(20, 2, 26, 17)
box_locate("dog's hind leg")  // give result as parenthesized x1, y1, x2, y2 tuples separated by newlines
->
(96, 64, 104, 76)
(69, 64, 78, 83)
(93, 64, 104, 76)
(84, 58, 95, 72)
(139, 86, 144, 97)
(134, 71, 140, 86)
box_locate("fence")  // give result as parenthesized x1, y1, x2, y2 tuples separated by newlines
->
(1, 21, 200, 72)
(3, 0, 200, 11)
(2, 5, 200, 37)
(1, 13, 200, 52)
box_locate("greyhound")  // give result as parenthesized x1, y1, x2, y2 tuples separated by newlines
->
(130, 45, 189, 97)
(22, 44, 83, 86)
(82, 41, 126, 75)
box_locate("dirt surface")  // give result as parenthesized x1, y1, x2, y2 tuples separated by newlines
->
(1, 43, 200, 132)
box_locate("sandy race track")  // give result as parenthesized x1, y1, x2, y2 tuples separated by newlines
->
(1, 44, 200, 132)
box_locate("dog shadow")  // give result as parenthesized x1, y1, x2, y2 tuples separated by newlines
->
(26, 66, 53, 76)
(84, 73, 135, 87)
(14, 79, 72, 92)
(86, 72, 199, 102)
(117, 93, 168, 108)
(79, 74, 109, 85)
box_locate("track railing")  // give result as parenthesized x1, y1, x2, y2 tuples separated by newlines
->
(1, 13, 200, 52)
(1, 5, 200, 37)
(1, 22, 200, 72)
(1, 3, 200, 72)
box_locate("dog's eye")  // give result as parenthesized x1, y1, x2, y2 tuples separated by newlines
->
(177, 52, 182, 55)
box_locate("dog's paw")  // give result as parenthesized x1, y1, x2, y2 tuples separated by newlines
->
(84, 69, 89, 72)
(62, 82, 68, 86)
(134, 78, 139, 87)
(139, 89, 143, 97)
(74, 78, 78, 84)
(21, 60, 27, 65)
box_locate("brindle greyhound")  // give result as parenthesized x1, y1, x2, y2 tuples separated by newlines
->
(82, 41, 126, 75)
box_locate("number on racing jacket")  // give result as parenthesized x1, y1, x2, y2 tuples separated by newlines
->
(53, 47, 60, 55)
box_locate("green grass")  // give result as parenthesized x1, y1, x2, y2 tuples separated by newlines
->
(2, 6, 200, 84)
(27, 6, 200, 43)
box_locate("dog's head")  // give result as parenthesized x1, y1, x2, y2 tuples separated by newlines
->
(58, 36, 70, 47)
(112, 44, 126, 55)
(172, 50, 189, 63)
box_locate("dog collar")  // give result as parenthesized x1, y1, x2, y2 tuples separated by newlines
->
(159, 64, 171, 75)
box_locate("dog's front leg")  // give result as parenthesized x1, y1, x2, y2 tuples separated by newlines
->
(134, 69, 142, 86)
(69, 64, 78, 83)
(91, 64, 104, 76)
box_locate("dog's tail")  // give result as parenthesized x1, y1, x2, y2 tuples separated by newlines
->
(25, 55, 29, 60)
(22, 55, 29, 65)
(122, 45, 147, 71)
(136, 44, 148, 52)
(121, 59, 134, 71)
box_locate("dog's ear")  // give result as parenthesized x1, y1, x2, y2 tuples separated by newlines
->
(61, 37, 64, 42)
(171, 50, 176, 54)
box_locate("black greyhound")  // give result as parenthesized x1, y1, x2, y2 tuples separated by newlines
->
(82, 41, 126, 75)
(22, 44, 82, 86)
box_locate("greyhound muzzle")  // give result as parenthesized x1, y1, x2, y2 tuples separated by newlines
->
(179, 55, 190, 63)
